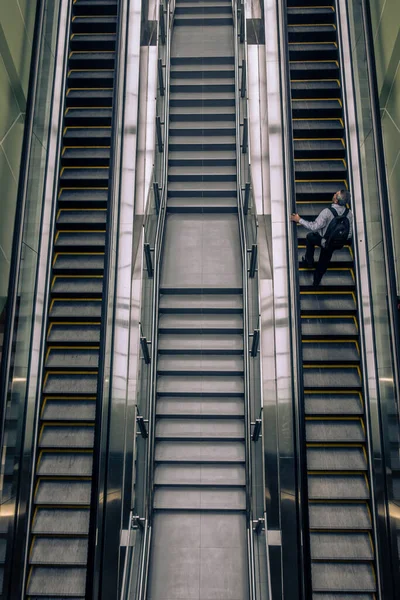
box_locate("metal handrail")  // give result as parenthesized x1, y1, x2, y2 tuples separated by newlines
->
(136, 2, 174, 598)
(232, 0, 257, 597)
(277, 0, 312, 596)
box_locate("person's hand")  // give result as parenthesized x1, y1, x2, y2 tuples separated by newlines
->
(290, 213, 301, 223)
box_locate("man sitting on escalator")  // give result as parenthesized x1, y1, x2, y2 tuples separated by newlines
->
(290, 189, 353, 287)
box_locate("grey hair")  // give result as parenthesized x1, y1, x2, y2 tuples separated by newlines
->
(337, 189, 351, 206)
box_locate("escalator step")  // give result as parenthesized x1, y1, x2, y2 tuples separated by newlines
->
(56, 209, 107, 228)
(171, 67, 234, 79)
(69, 51, 115, 69)
(52, 253, 104, 274)
(174, 5, 232, 15)
(158, 332, 243, 353)
(73, 0, 118, 16)
(289, 42, 338, 60)
(174, 16, 233, 26)
(290, 61, 339, 79)
(159, 293, 242, 313)
(51, 276, 103, 297)
(155, 440, 245, 462)
(46, 348, 99, 370)
(27, 566, 86, 596)
(55, 232, 106, 251)
(156, 397, 244, 417)
(155, 417, 244, 439)
(64, 108, 112, 126)
(62, 147, 110, 166)
(295, 159, 347, 179)
(154, 463, 245, 485)
(70, 32, 116, 51)
(306, 420, 365, 442)
(288, 25, 337, 43)
(291, 80, 341, 99)
(68, 70, 114, 87)
(41, 399, 96, 421)
(39, 425, 95, 448)
(309, 503, 371, 530)
(158, 313, 243, 333)
(37, 452, 93, 477)
(292, 100, 342, 119)
(308, 475, 369, 500)
(32, 508, 90, 535)
(49, 299, 102, 320)
(58, 189, 109, 207)
(30, 538, 88, 565)
(302, 341, 358, 363)
(299, 270, 355, 290)
(287, 8, 335, 25)
(295, 181, 347, 201)
(35, 480, 91, 505)
(303, 366, 361, 389)
(64, 127, 111, 145)
(292, 119, 344, 137)
(298, 247, 352, 267)
(157, 355, 243, 376)
(170, 95, 235, 107)
(311, 533, 373, 560)
(153, 486, 245, 510)
(66, 88, 114, 107)
(47, 324, 100, 345)
(157, 375, 244, 397)
(71, 16, 117, 34)
(300, 293, 357, 316)
(294, 139, 345, 159)
(301, 317, 358, 339)
(307, 446, 367, 469)
(170, 83, 235, 94)
(311, 562, 376, 593)
(43, 374, 97, 396)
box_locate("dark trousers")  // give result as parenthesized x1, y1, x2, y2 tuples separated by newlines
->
(305, 232, 334, 282)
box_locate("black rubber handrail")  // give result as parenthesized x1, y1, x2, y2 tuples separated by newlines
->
(278, 0, 312, 596)
(85, 0, 127, 595)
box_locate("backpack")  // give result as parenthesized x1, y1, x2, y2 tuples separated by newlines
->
(322, 207, 350, 249)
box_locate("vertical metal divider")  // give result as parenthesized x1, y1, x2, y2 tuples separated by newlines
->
(136, 1, 174, 597)
(232, 1, 257, 596)
(276, 0, 312, 596)
(85, 0, 131, 594)
(336, 0, 398, 595)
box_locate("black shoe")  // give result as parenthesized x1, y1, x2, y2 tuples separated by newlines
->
(313, 276, 321, 287)
(300, 256, 313, 268)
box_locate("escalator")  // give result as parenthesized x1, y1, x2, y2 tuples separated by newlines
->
(145, 1, 250, 597)
(286, 0, 377, 596)
(25, 0, 119, 596)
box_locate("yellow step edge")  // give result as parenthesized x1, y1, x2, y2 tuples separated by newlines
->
(36, 476, 92, 481)
(308, 470, 368, 476)
(290, 60, 339, 65)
